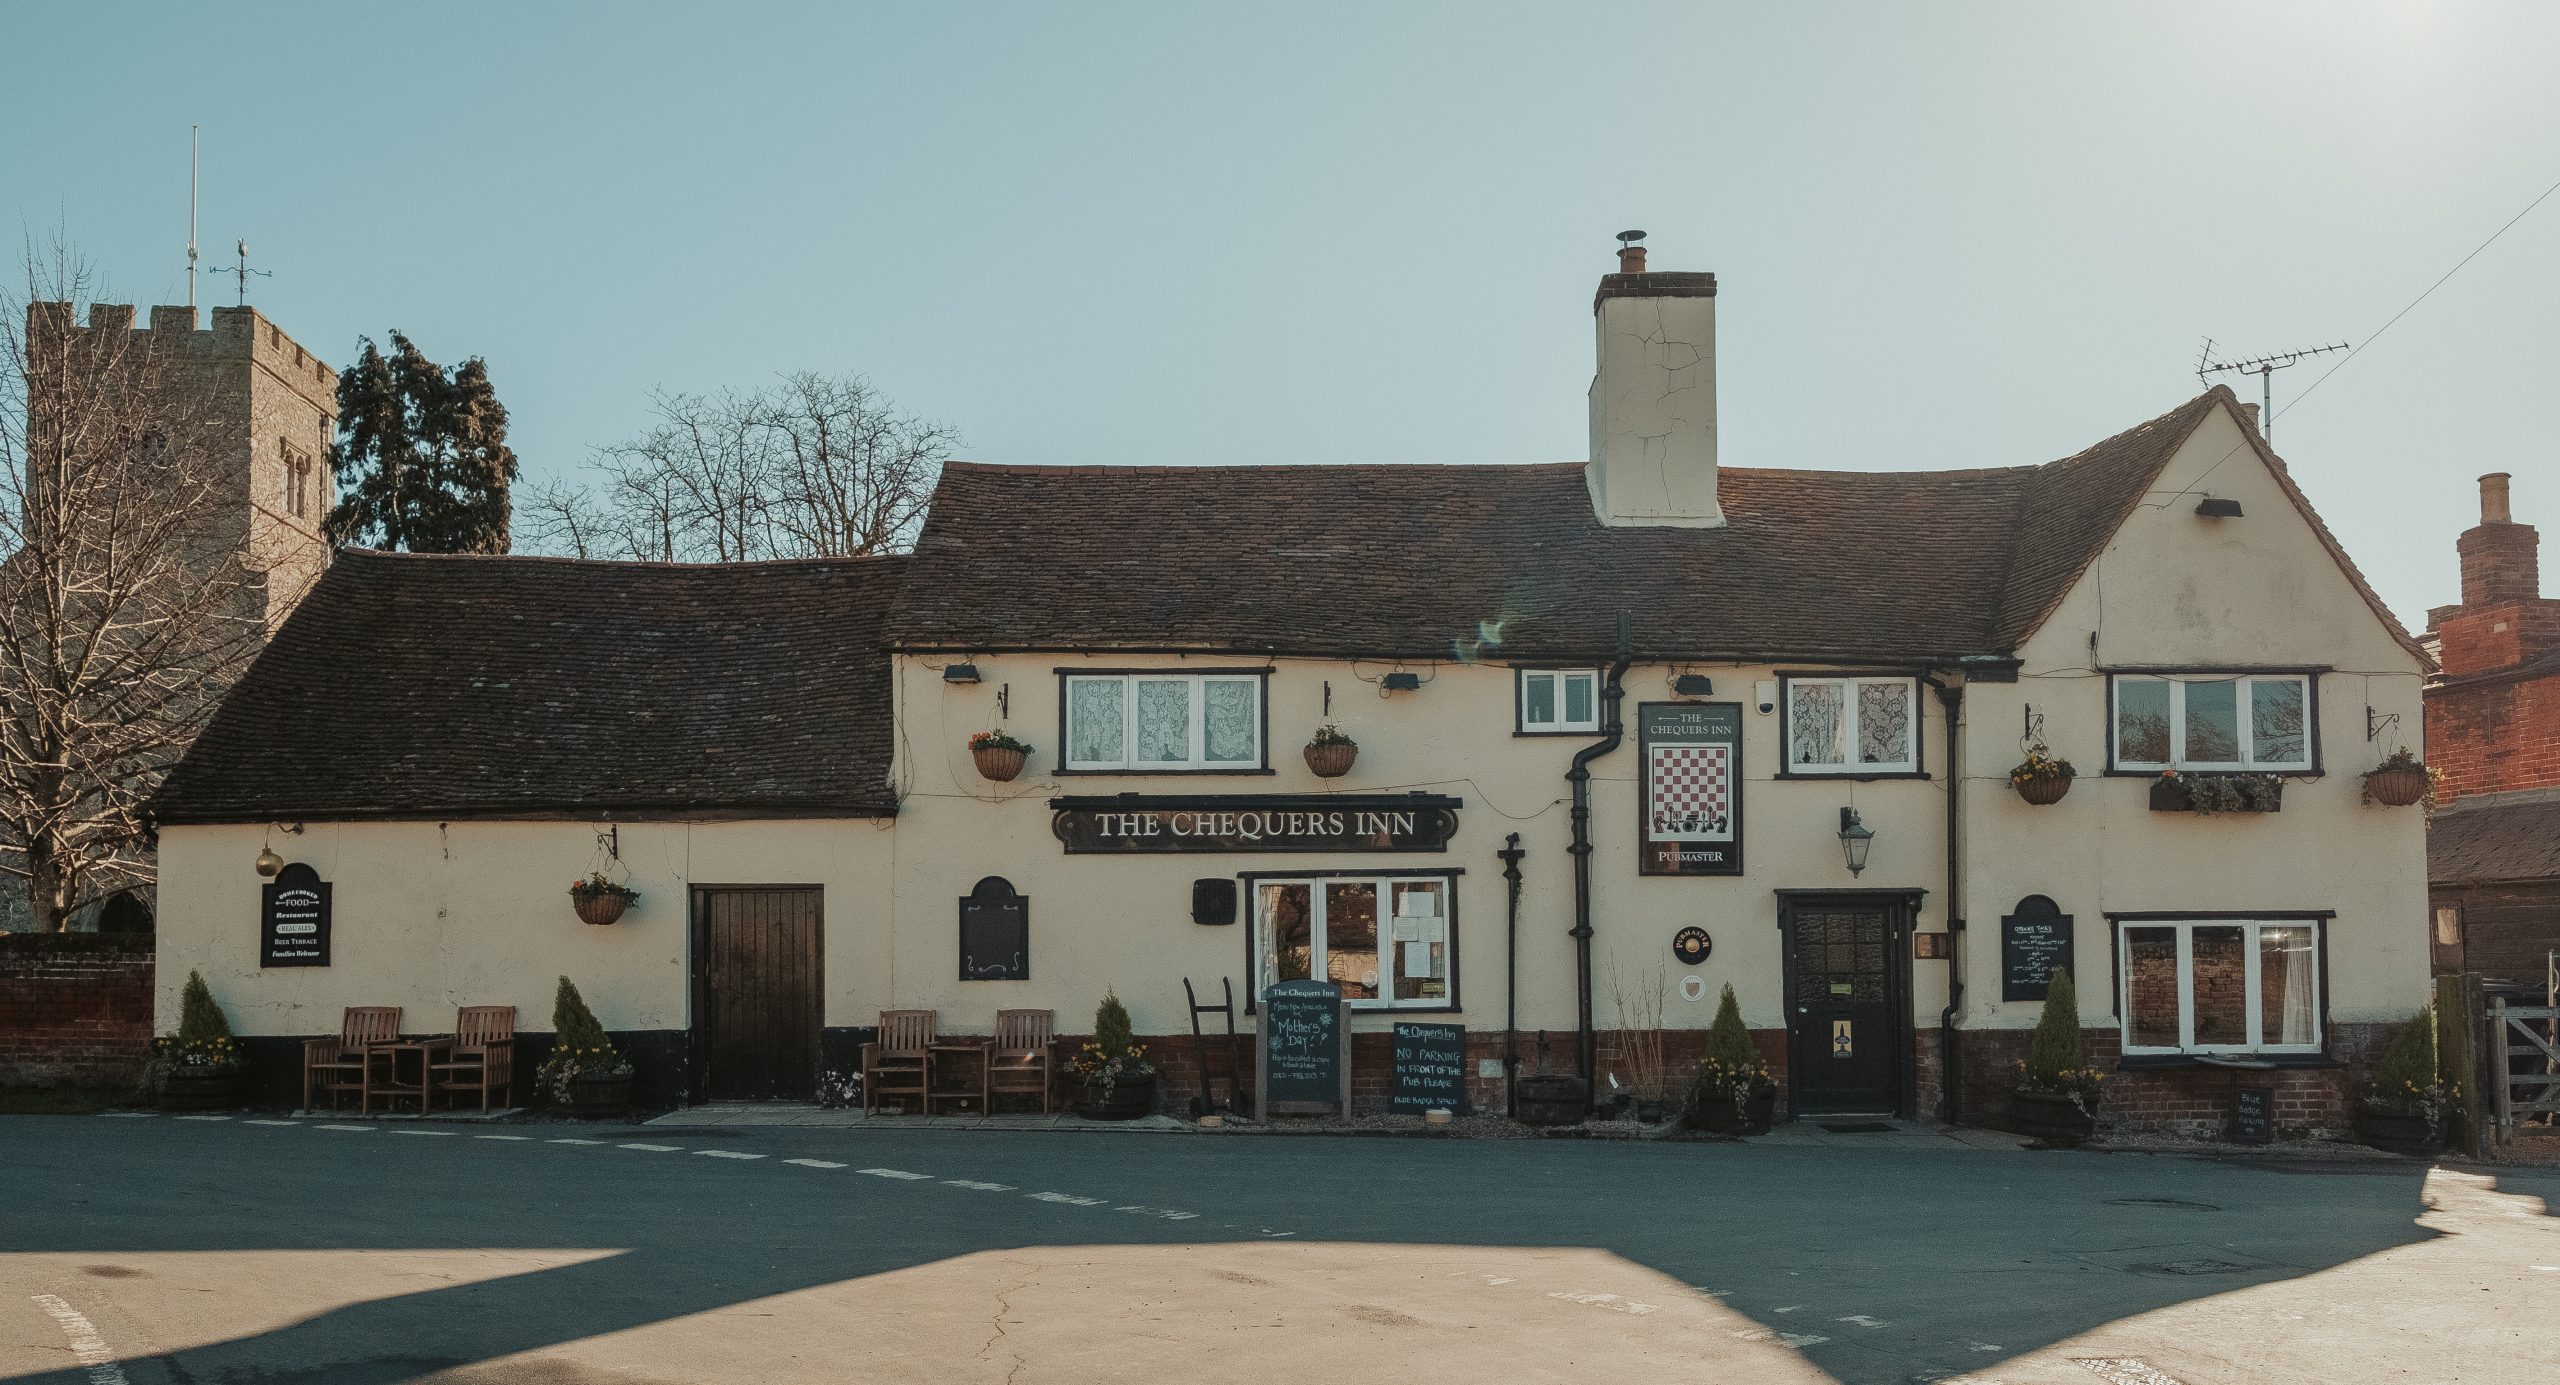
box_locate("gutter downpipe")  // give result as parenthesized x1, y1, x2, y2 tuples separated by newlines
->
(1568, 612, 1635, 1114)
(1923, 673, 1965, 1124)
(1500, 832, 1525, 1116)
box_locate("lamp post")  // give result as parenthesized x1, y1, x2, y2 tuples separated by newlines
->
(1837, 807, 1874, 877)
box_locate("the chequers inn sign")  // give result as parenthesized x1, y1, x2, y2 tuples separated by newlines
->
(1049, 794, 1462, 854)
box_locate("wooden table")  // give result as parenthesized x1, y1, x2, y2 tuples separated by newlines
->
(928, 1042, 992, 1115)
(363, 1037, 453, 1115)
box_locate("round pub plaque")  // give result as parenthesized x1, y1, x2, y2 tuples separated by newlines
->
(1671, 926, 1713, 966)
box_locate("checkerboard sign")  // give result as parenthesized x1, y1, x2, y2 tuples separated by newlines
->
(1638, 702, 1744, 877)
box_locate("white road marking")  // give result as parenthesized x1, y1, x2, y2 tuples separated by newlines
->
(389, 1130, 456, 1137)
(98, 1112, 155, 1119)
(1836, 1313, 1888, 1328)
(1110, 1205, 1200, 1220)
(785, 1158, 847, 1169)
(315, 1124, 376, 1132)
(858, 1167, 934, 1180)
(1027, 1192, 1108, 1206)
(617, 1143, 682, 1152)
(943, 1179, 1016, 1190)
(695, 1150, 764, 1160)
(31, 1293, 132, 1385)
(241, 1119, 301, 1127)
(2075, 1361, 2187, 1385)
(1971, 1341, 2005, 1352)
(171, 1115, 230, 1122)
(475, 1134, 532, 1141)
(2534, 1265, 2559, 1272)
(1778, 1333, 1830, 1348)
(1773, 1304, 1804, 1313)
(547, 1137, 606, 1145)
(1548, 1291, 1658, 1315)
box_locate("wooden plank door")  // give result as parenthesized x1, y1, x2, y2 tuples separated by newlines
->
(691, 887, 823, 1102)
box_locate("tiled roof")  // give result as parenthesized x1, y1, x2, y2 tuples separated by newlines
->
(2431, 790, 2560, 886)
(890, 392, 2247, 663)
(152, 550, 903, 823)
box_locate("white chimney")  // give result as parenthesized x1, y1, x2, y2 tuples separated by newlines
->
(1586, 232, 1723, 528)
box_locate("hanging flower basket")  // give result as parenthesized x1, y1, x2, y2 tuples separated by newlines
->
(2008, 743, 2076, 805)
(1304, 725, 1358, 778)
(970, 730, 1031, 782)
(570, 873, 639, 926)
(2361, 749, 2432, 808)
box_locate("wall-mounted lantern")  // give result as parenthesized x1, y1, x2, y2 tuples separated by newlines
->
(1672, 673, 1714, 697)
(1837, 807, 1874, 877)
(254, 846, 285, 877)
(2194, 497, 2243, 519)
(1381, 671, 1422, 692)
(943, 662, 983, 684)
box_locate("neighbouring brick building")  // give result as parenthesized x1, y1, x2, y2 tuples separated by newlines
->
(2426, 472, 2560, 989)
(0, 934, 155, 1090)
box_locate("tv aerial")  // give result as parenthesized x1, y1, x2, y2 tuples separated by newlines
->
(210, 239, 272, 307)
(2194, 338, 2349, 443)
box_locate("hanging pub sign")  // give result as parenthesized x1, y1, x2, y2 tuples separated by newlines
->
(1638, 702, 1744, 876)
(958, 876, 1028, 981)
(259, 862, 331, 968)
(1050, 793, 1461, 855)
(2000, 894, 2075, 1002)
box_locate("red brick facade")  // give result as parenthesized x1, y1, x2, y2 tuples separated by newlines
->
(2425, 473, 2560, 804)
(1956, 1022, 2392, 1141)
(0, 935, 154, 1089)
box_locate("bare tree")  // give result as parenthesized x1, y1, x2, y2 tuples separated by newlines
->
(522, 373, 954, 562)
(0, 245, 269, 930)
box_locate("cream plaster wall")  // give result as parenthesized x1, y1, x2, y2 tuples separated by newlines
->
(155, 818, 894, 1035)
(1955, 404, 2431, 1031)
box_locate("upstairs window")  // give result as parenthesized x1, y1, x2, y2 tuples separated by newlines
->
(2112, 674, 2313, 772)
(1783, 676, 1918, 774)
(1062, 672, 1265, 772)
(1516, 668, 1600, 734)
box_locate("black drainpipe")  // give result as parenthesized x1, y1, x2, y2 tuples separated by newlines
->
(1500, 832, 1525, 1116)
(1567, 613, 1635, 1113)
(1924, 675, 1965, 1123)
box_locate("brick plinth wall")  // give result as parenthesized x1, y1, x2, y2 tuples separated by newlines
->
(0, 935, 154, 1089)
(1954, 1023, 2394, 1141)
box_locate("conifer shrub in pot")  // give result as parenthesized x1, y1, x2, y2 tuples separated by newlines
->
(154, 971, 245, 1112)
(2360, 748, 2434, 809)
(2009, 969, 2103, 1147)
(1303, 724, 1358, 778)
(971, 730, 1032, 783)
(1681, 984, 1777, 1135)
(1070, 990, 1157, 1120)
(539, 976, 634, 1118)
(2355, 1008, 2448, 1155)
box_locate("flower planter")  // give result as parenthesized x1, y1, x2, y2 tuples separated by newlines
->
(2363, 765, 2430, 807)
(2354, 1105, 2440, 1156)
(1684, 1084, 1777, 1136)
(565, 1072, 632, 1119)
(572, 892, 632, 926)
(2008, 1090, 2097, 1147)
(1512, 1075, 1587, 1127)
(1303, 742, 1357, 778)
(159, 1065, 242, 1113)
(2149, 777, 2282, 814)
(2014, 771, 2074, 806)
(973, 745, 1027, 782)
(1075, 1073, 1157, 1121)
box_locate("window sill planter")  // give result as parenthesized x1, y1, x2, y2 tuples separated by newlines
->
(1074, 1072, 1157, 1121)
(2013, 770, 2074, 806)
(158, 1064, 243, 1112)
(1682, 1082, 1776, 1137)
(2362, 764, 2430, 808)
(2148, 775, 2283, 814)
(572, 891, 633, 926)
(1512, 1074, 1589, 1127)
(2353, 1103, 2440, 1156)
(565, 1072, 632, 1120)
(2006, 1090, 2096, 1147)
(972, 745, 1028, 783)
(1303, 741, 1358, 779)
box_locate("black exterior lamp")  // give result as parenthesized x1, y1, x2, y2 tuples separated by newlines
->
(1673, 673, 1714, 697)
(943, 662, 983, 684)
(1837, 806, 1875, 877)
(1382, 671, 1422, 692)
(2194, 497, 2243, 518)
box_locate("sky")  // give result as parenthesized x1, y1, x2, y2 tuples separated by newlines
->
(5, 1, 2555, 628)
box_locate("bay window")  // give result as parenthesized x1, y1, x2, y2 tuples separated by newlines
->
(1783, 675, 1919, 774)
(1253, 874, 1453, 1007)
(2118, 918, 2322, 1055)
(1062, 671, 1265, 772)
(2112, 673, 2314, 772)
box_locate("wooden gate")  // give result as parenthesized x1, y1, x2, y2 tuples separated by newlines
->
(2490, 1001, 2560, 1142)
(690, 887, 823, 1103)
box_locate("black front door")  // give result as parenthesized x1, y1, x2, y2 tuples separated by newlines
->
(691, 887, 823, 1102)
(1783, 894, 1913, 1115)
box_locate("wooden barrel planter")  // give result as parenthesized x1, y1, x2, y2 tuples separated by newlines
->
(2014, 771, 2074, 806)
(2008, 1091, 2097, 1147)
(1685, 1084, 1777, 1136)
(1303, 742, 1358, 778)
(159, 1066, 243, 1112)
(1076, 1074, 1157, 1121)
(2354, 1105, 2440, 1156)
(1512, 1075, 1587, 1127)
(2363, 765, 2430, 807)
(973, 745, 1027, 782)
(566, 1072, 632, 1119)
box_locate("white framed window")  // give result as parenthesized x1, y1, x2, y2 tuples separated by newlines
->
(1254, 874, 1452, 1007)
(1783, 675, 1918, 774)
(2119, 919, 2322, 1055)
(1061, 672, 1264, 772)
(2112, 674, 2313, 772)
(1516, 668, 1600, 733)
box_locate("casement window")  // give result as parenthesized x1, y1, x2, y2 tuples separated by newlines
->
(1516, 668, 1600, 734)
(1061, 672, 1265, 772)
(1783, 676, 1919, 774)
(1253, 874, 1453, 1007)
(2119, 919, 2322, 1055)
(2111, 674, 2313, 772)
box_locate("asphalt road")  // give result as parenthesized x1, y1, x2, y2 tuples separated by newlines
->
(2, 1115, 2554, 1384)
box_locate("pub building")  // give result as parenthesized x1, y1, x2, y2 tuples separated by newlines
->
(152, 245, 2432, 1137)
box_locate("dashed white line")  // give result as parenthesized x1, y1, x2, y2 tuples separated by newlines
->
(475, 1134, 532, 1141)
(1773, 1304, 1805, 1313)
(314, 1124, 375, 1132)
(858, 1167, 934, 1180)
(1549, 1291, 1659, 1315)
(241, 1119, 301, 1127)
(171, 1114, 231, 1122)
(389, 1129, 457, 1137)
(617, 1143, 682, 1152)
(1113, 1205, 1200, 1220)
(785, 1158, 847, 1169)
(1836, 1313, 1888, 1328)
(98, 1112, 155, 1119)
(695, 1150, 764, 1160)
(2075, 1361, 2187, 1385)
(1027, 1191, 1108, 1206)
(547, 1137, 606, 1145)
(31, 1293, 132, 1385)
(942, 1179, 1016, 1191)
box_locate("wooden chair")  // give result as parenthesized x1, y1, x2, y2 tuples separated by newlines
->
(429, 1005, 517, 1113)
(987, 1009, 1056, 1114)
(302, 1006, 399, 1111)
(861, 1010, 936, 1114)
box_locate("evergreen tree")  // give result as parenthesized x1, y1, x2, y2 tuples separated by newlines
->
(2024, 969, 2085, 1087)
(329, 332, 517, 553)
(1703, 983, 1757, 1073)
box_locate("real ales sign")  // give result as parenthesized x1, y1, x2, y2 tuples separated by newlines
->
(259, 862, 332, 968)
(1638, 703, 1744, 876)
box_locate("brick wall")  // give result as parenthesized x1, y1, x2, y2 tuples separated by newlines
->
(2427, 668, 2560, 803)
(1955, 1021, 2392, 1141)
(0, 935, 154, 1088)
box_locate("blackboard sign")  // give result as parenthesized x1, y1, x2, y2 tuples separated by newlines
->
(2231, 1086, 2273, 1145)
(2000, 895, 2074, 1002)
(259, 863, 331, 968)
(1051, 794, 1461, 855)
(1389, 1022, 1468, 1114)
(1637, 703, 1744, 876)
(958, 877, 1028, 980)
(1256, 979, 1349, 1116)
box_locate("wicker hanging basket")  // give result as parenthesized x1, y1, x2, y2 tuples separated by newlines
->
(2364, 763, 2430, 807)
(1304, 741, 1358, 778)
(2014, 771, 2074, 806)
(573, 891, 632, 926)
(973, 745, 1027, 782)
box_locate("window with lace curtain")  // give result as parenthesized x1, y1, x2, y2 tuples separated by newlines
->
(1060, 671, 1266, 772)
(2118, 918, 2323, 1055)
(1780, 675, 1919, 775)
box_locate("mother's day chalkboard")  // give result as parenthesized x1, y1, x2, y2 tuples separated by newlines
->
(1257, 980, 1349, 1116)
(2000, 895, 2074, 1002)
(1389, 1022, 1467, 1114)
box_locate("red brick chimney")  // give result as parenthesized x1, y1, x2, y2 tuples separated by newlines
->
(2457, 472, 2538, 609)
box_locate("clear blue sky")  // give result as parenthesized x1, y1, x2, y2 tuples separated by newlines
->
(7, 2, 2555, 626)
